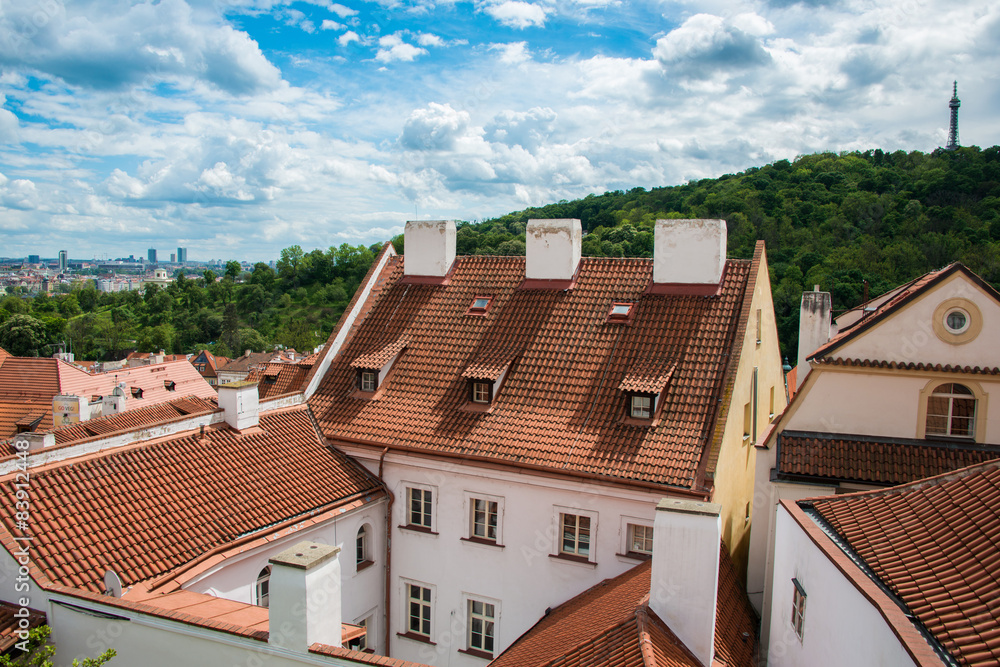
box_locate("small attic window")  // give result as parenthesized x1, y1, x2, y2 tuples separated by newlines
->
(470, 380, 492, 404)
(607, 302, 635, 322)
(164, 380, 176, 391)
(627, 393, 654, 419)
(264, 375, 277, 384)
(358, 369, 378, 392)
(130, 387, 143, 399)
(467, 296, 494, 316)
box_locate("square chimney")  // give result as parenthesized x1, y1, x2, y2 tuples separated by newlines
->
(525, 219, 582, 287)
(217, 381, 260, 431)
(404, 220, 456, 280)
(268, 540, 342, 652)
(652, 219, 727, 294)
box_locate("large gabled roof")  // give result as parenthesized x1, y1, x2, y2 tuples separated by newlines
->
(490, 546, 757, 667)
(799, 460, 1000, 666)
(310, 253, 755, 491)
(0, 406, 383, 594)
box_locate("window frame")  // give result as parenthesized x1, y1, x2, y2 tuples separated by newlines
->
(401, 482, 438, 534)
(466, 295, 494, 316)
(462, 594, 500, 659)
(463, 492, 504, 546)
(470, 380, 493, 404)
(551, 506, 598, 564)
(626, 523, 654, 556)
(627, 392, 654, 420)
(358, 369, 378, 393)
(925, 382, 977, 439)
(255, 566, 271, 608)
(791, 578, 807, 640)
(356, 523, 374, 572)
(398, 579, 436, 644)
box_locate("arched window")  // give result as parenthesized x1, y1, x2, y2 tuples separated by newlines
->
(926, 383, 976, 438)
(255, 566, 271, 608)
(356, 524, 373, 570)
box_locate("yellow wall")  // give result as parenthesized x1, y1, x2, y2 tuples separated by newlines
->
(710, 248, 788, 580)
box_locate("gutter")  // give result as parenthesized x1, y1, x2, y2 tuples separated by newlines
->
(378, 447, 394, 657)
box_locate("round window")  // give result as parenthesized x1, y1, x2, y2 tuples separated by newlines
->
(944, 308, 969, 334)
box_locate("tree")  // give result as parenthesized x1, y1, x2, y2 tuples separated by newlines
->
(0, 625, 115, 666)
(250, 262, 276, 291)
(0, 315, 48, 356)
(238, 327, 268, 352)
(225, 260, 242, 281)
(276, 245, 305, 287)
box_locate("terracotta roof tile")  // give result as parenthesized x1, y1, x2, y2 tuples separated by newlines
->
(813, 357, 1000, 375)
(491, 545, 757, 667)
(245, 363, 309, 399)
(617, 359, 677, 394)
(777, 431, 1000, 486)
(0, 347, 10, 367)
(0, 407, 383, 593)
(310, 255, 752, 490)
(0, 602, 45, 652)
(350, 336, 409, 370)
(804, 460, 1000, 666)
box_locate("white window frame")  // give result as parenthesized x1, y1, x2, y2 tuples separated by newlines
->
(553, 506, 598, 562)
(629, 393, 653, 419)
(400, 579, 435, 640)
(619, 516, 654, 558)
(359, 369, 378, 392)
(925, 383, 977, 439)
(403, 481, 437, 532)
(349, 610, 376, 652)
(791, 578, 807, 640)
(464, 491, 505, 544)
(462, 592, 501, 657)
(255, 566, 271, 608)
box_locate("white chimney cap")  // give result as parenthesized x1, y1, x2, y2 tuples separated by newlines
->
(404, 220, 457, 278)
(525, 219, 582, 284)
(653, 219, 726, 289)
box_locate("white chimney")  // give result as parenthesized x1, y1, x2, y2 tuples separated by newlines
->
(268, 541, 342, 652)
(52, 394, 92, 426)
(18, 432, 55, 452)
(217, 381, 260, 430)
(525, 219, 582, 282)
(797, 289, 832, 389)
(649, 498, 721, 667)
(653, 219, 726, 287)
(102, 385, 126, 416)
(404, 220, 457, 278)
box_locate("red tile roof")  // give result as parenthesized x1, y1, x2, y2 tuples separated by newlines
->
(618, 359, 677, 394)
(0, 406, 383, 594)
(777, 431, 1000, 486)
(802, 460, 1000, 666)
(0, 346, 10, 367)
(491, 546, 757, 667)
(350, 337, 409, 370)
(0, 602, 45, 652)
(310, 254, 753, 490)
(812, 357, 1000, 375)
(245, 363, 310, 399)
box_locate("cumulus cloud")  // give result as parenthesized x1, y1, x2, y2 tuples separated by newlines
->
(321, 19, 343, 30)
(653, 13, 772, 79)
(400, 103, 478, 151)
(376, 34, 428, 62)
(0, 173, 41, 210)
(417, 33, 444, 47)
(485, 107, 557, 151)
(339, 30, 361, 46)
(0, 0, 282, 95)
(483, 1, 547, 29)
(490, 41, 531, 64)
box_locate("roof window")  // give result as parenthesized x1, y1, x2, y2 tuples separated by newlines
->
(467, 295, 494, 316)
(607, 302, 635, 323)
(130, 387, 143, 399)
(164, 380, 176, 391)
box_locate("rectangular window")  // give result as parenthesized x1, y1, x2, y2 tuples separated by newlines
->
(472, 498, 498, 541)
(360, 370, 377, 392)
(791, 578, 807, 639)
(756, 308, 762, 344)
(471, 381, 491, 404)
(743, 402, 752, 439)
(561, 513, 591, 557)
(408, 584, 432, 637)
(468, 599, 496, 655)
(629, 394, 652, 419)
(348, 616, 369, 651)
(408, 487, 433, 529)
(769, 385, 775, 419)
(627, 524, 653, 555)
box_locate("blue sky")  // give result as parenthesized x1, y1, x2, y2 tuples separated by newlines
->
(1, 0, 998, 262)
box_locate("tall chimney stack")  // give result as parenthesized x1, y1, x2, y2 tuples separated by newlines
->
(404, 220, 456, 279)
(652, 219, 727, 292)
(268, 541, 343, 652)
(217, 381, 260, 431)
(525, 219, 582, 285)
(797, 289, 832, 389)
(649, 498, 721, 667)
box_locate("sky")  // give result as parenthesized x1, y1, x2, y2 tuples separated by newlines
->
(0, 0, 997, 263)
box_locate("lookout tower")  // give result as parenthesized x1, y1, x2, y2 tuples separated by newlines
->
(945, 81, 961, 151)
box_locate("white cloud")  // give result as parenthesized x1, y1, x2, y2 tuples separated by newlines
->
(400, 103, 480, 151)
(329, 3, 359, 18)
(417, 33, 444, 47)
(490, 41, 531, 64)
(376, 34, 428, 62)
(321, 19, 343, 30)
(0, 173, 41, 210)
(483, 1, 547, 29)
(339, 30, 362, 46)
(652, 13, 772, 80)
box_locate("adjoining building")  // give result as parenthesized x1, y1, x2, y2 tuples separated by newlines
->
(305, 218, 786, 666)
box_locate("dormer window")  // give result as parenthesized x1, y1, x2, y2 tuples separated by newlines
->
(130, 387, 143, 399)
(164, 380, 176, 391)
(628, 393, 653, 419)
(607, 302, 635, 323)
(471, 381, 492, 404)
(618, 358, 675, 424)
(359, 370, 378, 392)
(467, 296, 494, 316)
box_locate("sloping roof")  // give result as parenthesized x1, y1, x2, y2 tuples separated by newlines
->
(617, 359, 677, 394)
(490, 547, 757, 667)
(245, 363, 310, 399)
(777, 431, 1000, 486)
(310, 255, 752, 490)
(0, 602, 45, 652)
(0, 346, 10, 367)
(802, 460, 1000, 666)
(808, 263, 1000, 361)
(0, 406, 383, 594)
(350, 336, 409, 370)
(218, 351, 276, 374)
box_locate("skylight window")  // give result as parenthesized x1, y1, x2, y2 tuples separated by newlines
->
(607, 302, 635, 322)
(467, 295, 494, 316)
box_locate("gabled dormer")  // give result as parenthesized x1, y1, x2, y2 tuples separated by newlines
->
(461, 352, 515, 412)
(350, 336, 408, 398)
(618, 359, 676, 425)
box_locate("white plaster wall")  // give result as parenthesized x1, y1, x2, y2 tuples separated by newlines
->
(185, 500, 386, 653)
(345, 448, 671, 667)
(767, 507, 917, 667)
(785, 369, 1000, 443)
(836, 273, 1000, 367)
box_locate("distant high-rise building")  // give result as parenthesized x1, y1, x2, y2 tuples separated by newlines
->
(27, 254, 40, 264)
(177, 247, 188, 263)
(148, 248, 157, 264)
(946, 81, 961, 151)
(58, 249, 68, 273)
(170, 253, 176, 263)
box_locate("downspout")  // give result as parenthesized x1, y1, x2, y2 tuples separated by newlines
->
(379, 447, 394, 657)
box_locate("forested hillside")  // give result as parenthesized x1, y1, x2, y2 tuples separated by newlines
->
(2, 146, 997, 361)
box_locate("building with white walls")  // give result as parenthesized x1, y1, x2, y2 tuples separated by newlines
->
(305, 218, 785, 666)
(768, 460, 1000, 667)
(747, 263, 1000, 658)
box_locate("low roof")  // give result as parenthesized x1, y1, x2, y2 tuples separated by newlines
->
(491, 547, 757, 667)
(0, 406, 383, 594)
(218, 351, 276, 374)
(310, 253, 756, 491)
(800, 460, 1000, 666)
(776, 430, 1000, 487)
(245, 362, 310, 399)
(0, 602, 45, 652)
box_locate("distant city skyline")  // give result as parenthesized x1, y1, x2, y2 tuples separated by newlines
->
(1, 0, 997, 260)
